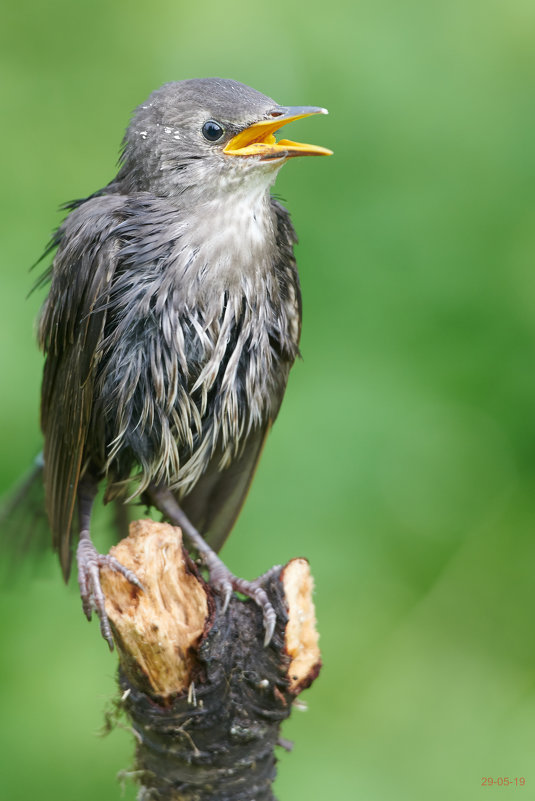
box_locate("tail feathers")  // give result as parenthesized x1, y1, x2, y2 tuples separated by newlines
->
(0, 454, 52, 579)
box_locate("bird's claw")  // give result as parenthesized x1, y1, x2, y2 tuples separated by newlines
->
(220, 582, 233, 614)
(205, 554, 279, 646)
(76, 537, 143, 650)
(106, 555, 145, 592)
(233, 574, 278, 646)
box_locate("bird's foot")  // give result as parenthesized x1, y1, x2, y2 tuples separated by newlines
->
(76, 536, 144, 650)
(204, 553, 281, 646)
(147, 486, 280, 645)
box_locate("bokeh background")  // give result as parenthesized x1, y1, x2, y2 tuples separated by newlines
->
(1, 0, 535, 799)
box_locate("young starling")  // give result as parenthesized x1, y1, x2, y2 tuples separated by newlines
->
(37, 78, 331, 647)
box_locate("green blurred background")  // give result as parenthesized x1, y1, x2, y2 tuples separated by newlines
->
(1, 0, 535, 798)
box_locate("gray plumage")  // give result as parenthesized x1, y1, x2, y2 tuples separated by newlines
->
(38, 79, 307, 580)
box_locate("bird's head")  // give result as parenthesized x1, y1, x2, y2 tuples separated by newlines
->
(116, 78, 331, 203)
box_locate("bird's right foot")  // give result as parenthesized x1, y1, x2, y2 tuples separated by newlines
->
(76, 536, 144, 650)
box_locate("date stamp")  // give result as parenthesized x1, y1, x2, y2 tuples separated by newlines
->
(482, 778, 526, 787)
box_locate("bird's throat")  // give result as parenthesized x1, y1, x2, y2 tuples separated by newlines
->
(183, 177, 278, 296)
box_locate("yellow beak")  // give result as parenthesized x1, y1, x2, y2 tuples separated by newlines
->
(223, 106, 333, 160)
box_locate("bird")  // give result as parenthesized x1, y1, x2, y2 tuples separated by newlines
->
(34, 78, 331, 648)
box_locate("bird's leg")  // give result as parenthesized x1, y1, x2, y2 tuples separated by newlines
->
(76, 475, 143, 650)
(149, 486, 278, 645)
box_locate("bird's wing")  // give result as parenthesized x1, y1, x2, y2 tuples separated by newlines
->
(179, 424, 270, 554)
(39, 202, 122, 579)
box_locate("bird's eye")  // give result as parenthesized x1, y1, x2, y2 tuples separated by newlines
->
(202, 120, 225, 142)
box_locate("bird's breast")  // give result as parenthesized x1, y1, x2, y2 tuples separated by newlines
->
(97, 225, 300, 499)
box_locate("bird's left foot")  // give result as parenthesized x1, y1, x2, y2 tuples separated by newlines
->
(77, 536, 144, 650)
(148, 486, 280, 645)
(204, 555, 280, 646)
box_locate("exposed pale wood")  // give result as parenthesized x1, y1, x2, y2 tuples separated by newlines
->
(282, 558, 321, 692)
(100, 519, 210, 697)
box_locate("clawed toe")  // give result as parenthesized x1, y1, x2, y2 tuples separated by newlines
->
(220, 582, 233, 613)
(76, 537, 143, 650)
(231, 575, 277, 646)
(205, 555, 279, 646)
(103, 554, 145, 592)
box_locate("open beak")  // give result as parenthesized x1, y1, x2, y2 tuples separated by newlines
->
(223, 106, 333, 160)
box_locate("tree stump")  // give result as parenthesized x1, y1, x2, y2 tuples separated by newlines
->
(100, 519, 321, 801)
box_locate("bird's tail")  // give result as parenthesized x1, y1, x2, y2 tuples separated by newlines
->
(0, 454, 134, 583)
(0, 453, 52, 579)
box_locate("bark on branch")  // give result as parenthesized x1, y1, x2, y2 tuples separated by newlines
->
(100, 519, 321, 801)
